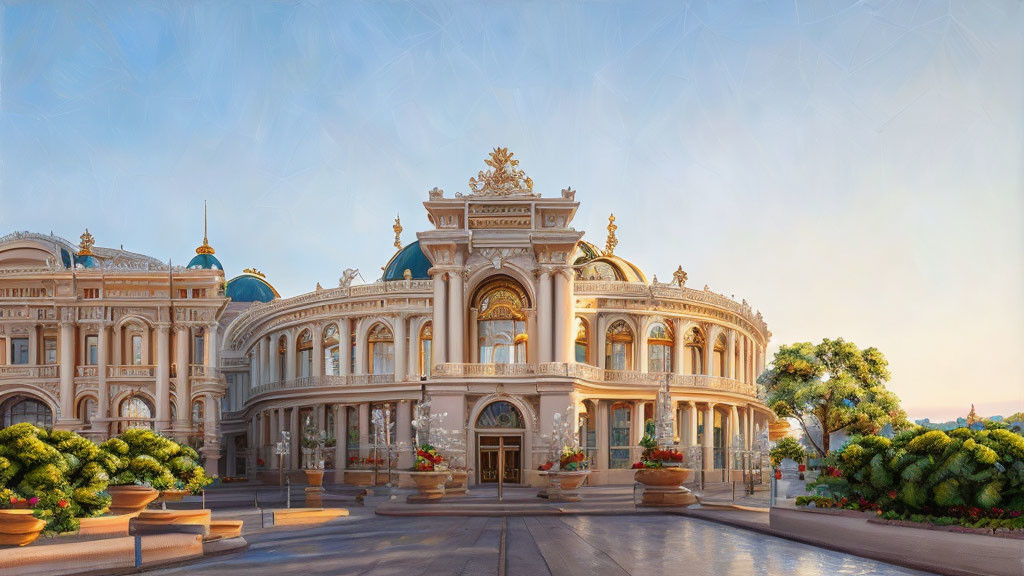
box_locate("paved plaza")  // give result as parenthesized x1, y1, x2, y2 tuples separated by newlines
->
(145, 485, 936, 576)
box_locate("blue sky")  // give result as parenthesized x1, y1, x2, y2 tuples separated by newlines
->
(1, 1, 1022, 420)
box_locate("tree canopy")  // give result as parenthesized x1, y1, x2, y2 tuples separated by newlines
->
(758, 338, 908, 455)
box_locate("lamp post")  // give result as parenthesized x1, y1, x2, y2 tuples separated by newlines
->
(276, 430, 291, 488)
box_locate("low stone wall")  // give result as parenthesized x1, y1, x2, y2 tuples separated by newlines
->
(770, 507, 1024, 576)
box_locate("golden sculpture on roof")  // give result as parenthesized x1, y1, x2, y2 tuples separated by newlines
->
(196, 201, 215, 255)
(604, 213, 618, 256)
(468, 147, 534, 196)
(393, 215, 403, 250)
(78, 229, 95, 256)
(673, 266, 688, 288)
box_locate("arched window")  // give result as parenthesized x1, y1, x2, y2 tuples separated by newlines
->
(685, 327, 704, 375)
(77, 396, 97, 424)
(475, 401, 525, 428)
(609, 402, 632, 469)
(367, 323, 394, 374)
(131, 334, 144, 365)
(120, 396, 153, 429)
(714, 333, 727, 377)
(647, 322, 673, 373)
(277, 336, 287, 381)
(323, 324, 340, 376)
(419, 322, 433, 377)
(604, 320, 634, 371)
(574, 317, 589, 364)
(297, 329, 313, 378)
(1, 395, 52, 428)
(475, 277, 529, 365)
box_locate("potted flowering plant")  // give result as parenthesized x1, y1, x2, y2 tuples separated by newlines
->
(538, 446, 591, 502)
(408, 444, 449, 500)
(100, 429, 211, 515)
(631, 424, 695, 506)
(0, 489, 46, 547)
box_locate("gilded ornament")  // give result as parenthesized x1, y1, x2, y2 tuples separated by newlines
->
(195, 201, 216, 255)
(672, 266, 688, 288)
(393, 215, 403, 250)
(78, 229, 95, 256)
(604, 214, 618, 256)
(468, 147, 535, 196)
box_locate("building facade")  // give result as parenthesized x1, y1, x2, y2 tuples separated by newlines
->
(0, 149, 774, 486)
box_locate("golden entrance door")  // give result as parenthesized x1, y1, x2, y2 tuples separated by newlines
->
(478, 435, 521, 484)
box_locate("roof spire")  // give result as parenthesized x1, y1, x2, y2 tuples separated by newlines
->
(393, 214, 403, 251)
(196, 201, 215, 255)
(604, 213, 618, 256)
(78, 228, 95, 256)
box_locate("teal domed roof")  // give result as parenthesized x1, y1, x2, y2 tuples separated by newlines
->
(187, 253, 222, 270)
(75, 254, 99, 269)
(226, 270, 279, 303)
(383, 241, 430, 281)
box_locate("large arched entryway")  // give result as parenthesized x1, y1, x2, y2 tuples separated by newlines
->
(1, 394, 53, 428)
(474, 401, 526, 485)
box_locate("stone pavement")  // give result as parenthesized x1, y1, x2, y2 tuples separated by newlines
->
(141, 483, 935, 576)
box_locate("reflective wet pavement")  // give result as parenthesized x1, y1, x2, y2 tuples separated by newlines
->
(147, 506, 936, 576)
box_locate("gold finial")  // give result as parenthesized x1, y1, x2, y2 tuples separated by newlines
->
(393, 215, 403, 250)
(672, 266, 688, 288)
(468, 147, 534, 196)
(78, 228, 95, 256)
(195, 201, 215, 255)
(243, 267, 265, 278)
(604, 213, 618, 255)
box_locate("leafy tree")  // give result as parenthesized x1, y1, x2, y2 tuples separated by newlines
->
(759, 338, 908, 455)
(100, 428, 211, 493)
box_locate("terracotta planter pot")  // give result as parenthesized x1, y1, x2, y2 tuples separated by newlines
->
(77, 514, 133, 537)
(210, 519, 243, 539)
(107, 485, 159, 515)
(634, 467, 689, 487)
(158, 489, 189, 503)
(304, 469, 325, 488)
(539, 470, 590, 502)
(137, 509, 212, 537)
(409, 471, 449, 500)
(0, 509, 45, 547)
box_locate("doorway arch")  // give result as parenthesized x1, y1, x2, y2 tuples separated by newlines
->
(471, 398, 530, 485)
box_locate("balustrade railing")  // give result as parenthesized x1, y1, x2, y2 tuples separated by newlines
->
(248, 372, 397, 397)
(76, 366, 98, 378)
(189, 364, 218, 378)
(107, 365, 155, 378)
(0, 364, 58, 379)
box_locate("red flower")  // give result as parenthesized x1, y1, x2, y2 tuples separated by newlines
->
(631, 462, 644, 469)
(887, 490, 898, 499)
(8, 497, 15, 505)
(57, 500, 69, 508)
(256, 458, 265, 466)
(28, 497, 38, 506)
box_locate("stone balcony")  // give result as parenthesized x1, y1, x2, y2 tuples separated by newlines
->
(0, 364, 59, 380)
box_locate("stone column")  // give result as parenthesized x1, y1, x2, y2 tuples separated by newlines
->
(338, 319, 351, 377)
(207, 323, 219, 368)
(285, 331, 296, 381)
(154, 324, 171, 432)
(334, 405, 346, 471)
(736, 336, 745, 383)
(354, 320, 366, 374)
(27, 323, 38, 365)
(726, 331, 736, 379)
(687, 401, 698, 447)
(268, 335, 279, 383)
(431, 271, 447, 364)
(447, 272, 464, 363)
(407, 319, 420, 380)
(468, 308, 479, 363)
(97, 322, 110, 431)
(638, 318, 649, 373)
(595, 315, 607, 370)
(553, 268, 573, 363)
(393, 316, 406, 380)
(112, 326, 122, 367)
(746, 405, 754, 450)
(396, 400, 412, 468)
(631, 401, 644, 446)
(595, 400, 609, 470)
(703, 403, 716, 471)
(174, 326, 190, 432)
(358, 403, 370, 458)
(537, 269, 552, 363)
(730, 404, 741, 471)
(704, 328, 715, 376)
(58, 321, 75, 424)
(288, 407, 299, 470)
(673, 321, 685, 375)
(202, 393, 220, 475)
(312, 323, 323, 378)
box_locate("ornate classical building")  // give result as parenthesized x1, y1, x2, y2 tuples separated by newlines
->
(0, 149, 774, 485)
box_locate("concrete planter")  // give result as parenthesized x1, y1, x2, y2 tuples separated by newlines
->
(209, 519, 244, 539)
(445, 470, 469, 495)
(136, 509, 212, 537)
(407, 471, 449, 501)
(77, 513, 135, 537)
(635, 467, 696, 507)
(304, 469, 325, 487)
(107, 485, 159, 515)
(538, 470, 590, 502)
(158, 489, 188, 503)
(0, 509, 45, 547)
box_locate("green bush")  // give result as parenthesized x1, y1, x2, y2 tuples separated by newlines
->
(0, 423, 118, 533)
(770, 437, 806, 466)
(810, 427, 1024, 514)
(100, 429, 212, 493)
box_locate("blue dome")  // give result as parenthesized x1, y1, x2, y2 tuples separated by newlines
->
(187, 253, 223, 270)
(75, 254, 99, 269)
(226, 272, 278, 303)
(383, 241, 430, 281)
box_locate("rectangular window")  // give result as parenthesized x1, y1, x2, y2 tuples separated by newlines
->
(299, 349, 312, 378)
(10, 338, 29, 365)
(86, 335, 98, 365)
(44, 337, 57, 364)
(193, 335, 205, 365)
(609, 404, 632, 469)
(370, 343, 394, 374)
(82, 288, 99, 299)
(325, 346, 339, 376)
(132, 335, 143, 365)
(420, 340, 432, 377)
(179, 289, 188, 299)
(575, 342, 587, 364)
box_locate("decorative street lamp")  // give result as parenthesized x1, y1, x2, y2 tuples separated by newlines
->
(275, 430, 291, 487)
